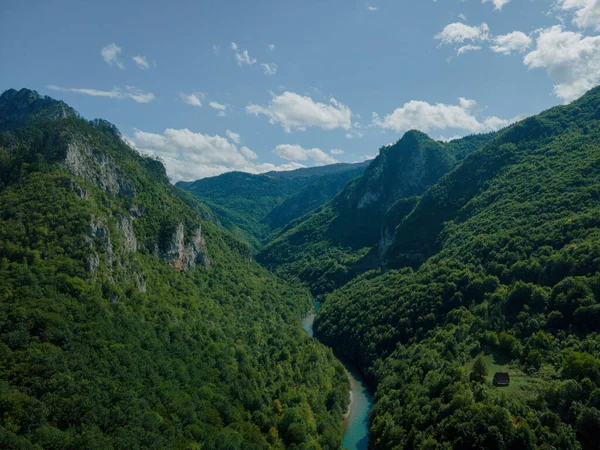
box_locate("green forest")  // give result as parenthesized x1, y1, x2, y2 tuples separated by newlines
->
(312, 88, 600, 449)
(4, 82, 600, 450)
(0, 89, 349, 449)
(186, 86, 600, 449)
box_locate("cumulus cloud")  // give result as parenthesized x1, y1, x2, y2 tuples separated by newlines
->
(366, 3, 379, 11)
(524, 26, 600, 101)
(559, 0, 600, 31)
(47, 85, 155, 103)
(491, 31, 532, 54)
(268, 44, 276, 51)
(130, 127, 305, 181)
(435, 22, 490, 45)
(240, 146, 258, 160)
(261, 63, 278, 75)
(457, 45, 482, 55)
(101, 43, 125, 69)
(330, 149, 344, 155)
(226, 130, 241, 144)
(180, 92, 204, 106)
(273, 144, 338, 164)
(372, 97, 517, 134)
(246, 91, 352, 132)
(209, 101, 228, 116)
(132, 55, 150, 69)
(482, 0, 511, 11)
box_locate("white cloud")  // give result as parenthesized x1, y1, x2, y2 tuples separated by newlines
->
(435, 22, 490, 45)
(491, 31, 532, 54)
(354, 154, 377, 163)
(226, 130, 241, 144)
(235, 49, 257, 65)
(261, 63, 278, 75)
(366, 3, 379, 11)
(482, 0, 511, 11)
(101, 43, 125, 69)
(125, 86, 155, 103)
(330, 149, 345, 155)
(559, 0, 600, 31)
(274, 144, 338, 164)
(209, 101, 227, 117)
(524, 25, 600, 101)
(132, 55, 150, 69)
(230, 43, 257, 66)
(47, 85, 155, 103)
(458, 13, 467, 21)
(457, 44, 482, 55)
(372, 97, 516, 134)
(246, 91, 352, 132)
(438, 135, 463, 142)
(130, 127, 306, 181)
(240, 146, 258, 160)
(180, 92, 203, 106)
(268, 44, 276, 51)
(213, 45, 220, 55)
(47, 85, 121, 98)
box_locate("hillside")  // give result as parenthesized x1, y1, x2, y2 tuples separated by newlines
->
(314, 86, 600, 449)
(257, 132, 493, 295)
(0, 89, 349, 449)
(176, 162, 368, 249)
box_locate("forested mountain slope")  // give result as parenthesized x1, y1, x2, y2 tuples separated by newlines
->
(0, 89, 349, 449)
(314, 86, 600, 449)
(176, 162, 368, 249)
(257, 132, 493, 295)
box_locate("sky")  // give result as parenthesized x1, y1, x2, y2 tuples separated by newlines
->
(2, 0, 600, 182)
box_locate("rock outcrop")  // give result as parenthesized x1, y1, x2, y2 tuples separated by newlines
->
(165, 223, 210, 271)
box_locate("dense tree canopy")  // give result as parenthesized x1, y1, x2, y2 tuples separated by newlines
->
(314, 86, 600, 449)
(0, 89, 349, 449)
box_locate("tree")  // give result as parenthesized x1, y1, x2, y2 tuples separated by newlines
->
(471, 356, 488, 383)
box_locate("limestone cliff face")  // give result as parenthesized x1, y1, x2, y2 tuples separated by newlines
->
(165, 224, 210, 271)
(339, 130, 453, 212)
(63, 139, 135, 197)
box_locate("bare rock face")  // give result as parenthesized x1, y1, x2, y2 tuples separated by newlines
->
(118, 216, 138, 252)
(85, 215, 114, 270)
(165, 224, 210, 271)
(63, 139, 135, 198)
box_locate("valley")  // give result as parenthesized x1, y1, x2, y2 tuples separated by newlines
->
(3, 84, 600, 450)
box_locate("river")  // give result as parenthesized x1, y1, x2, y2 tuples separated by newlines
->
(301, 302, 373, 450)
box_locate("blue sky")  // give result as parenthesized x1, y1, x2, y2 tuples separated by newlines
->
(2, 0, 600, 181)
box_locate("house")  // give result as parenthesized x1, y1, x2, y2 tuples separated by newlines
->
(493, 372, 510, 386)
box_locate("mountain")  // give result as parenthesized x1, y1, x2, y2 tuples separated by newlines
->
(0, 89, 349, 449)
(257, 131, 493, 295)
(176, 162, 368, 249)
(314, 86, 600, 449)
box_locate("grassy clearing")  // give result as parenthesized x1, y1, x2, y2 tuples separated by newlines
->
(467, 353, 543, 400)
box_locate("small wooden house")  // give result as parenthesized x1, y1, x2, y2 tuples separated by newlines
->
(493, 372, 510, 386)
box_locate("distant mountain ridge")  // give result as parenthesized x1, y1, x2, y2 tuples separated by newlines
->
(256, 130, 494, 295)
(177, 161, 369, 248)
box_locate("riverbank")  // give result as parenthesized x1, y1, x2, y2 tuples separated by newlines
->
(301, 302, 373, 450)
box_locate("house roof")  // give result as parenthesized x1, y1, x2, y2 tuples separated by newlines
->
(494, 372, 510, 380)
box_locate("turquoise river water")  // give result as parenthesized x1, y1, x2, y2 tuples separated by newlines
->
(301, 302, 373, 450)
